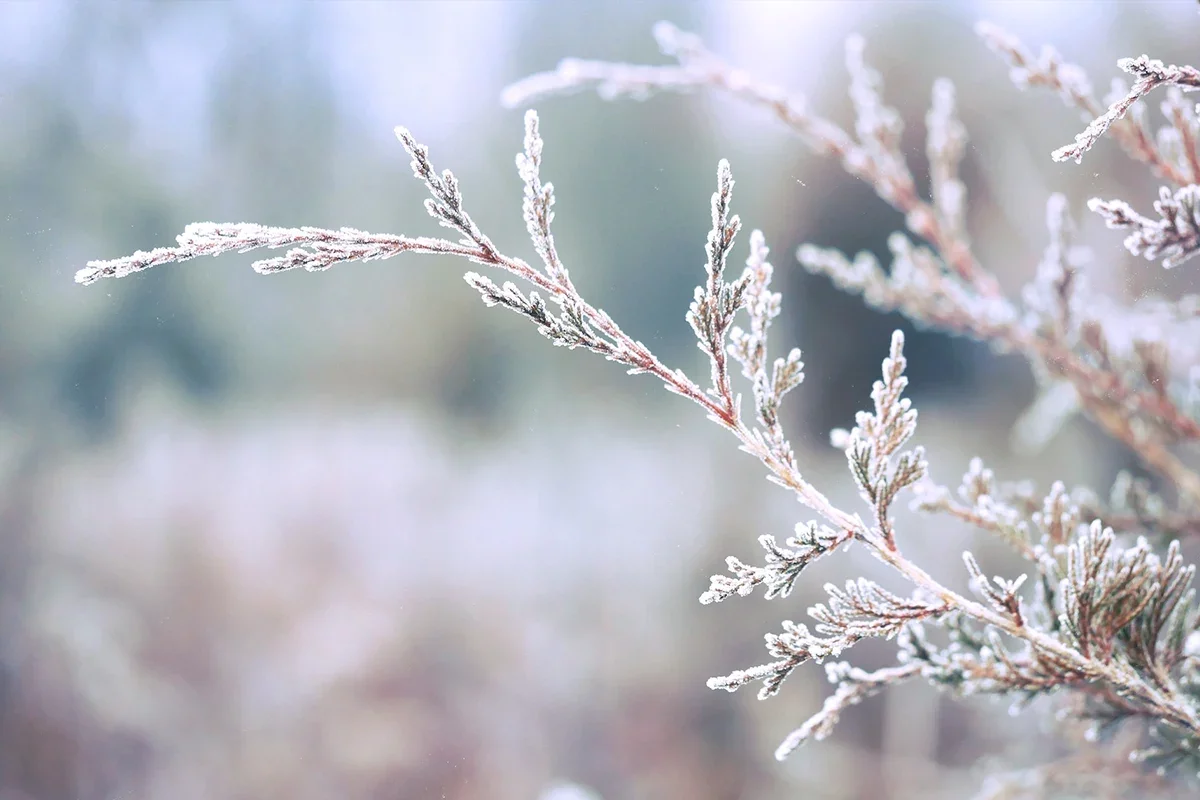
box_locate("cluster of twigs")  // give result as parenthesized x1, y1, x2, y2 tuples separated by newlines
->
(79, 18, 1200, 795)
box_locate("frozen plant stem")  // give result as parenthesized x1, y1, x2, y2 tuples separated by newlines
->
(506, 24, 1000, 299)
(80, 19, 1200, 789)
(506, 21, 1200, 512)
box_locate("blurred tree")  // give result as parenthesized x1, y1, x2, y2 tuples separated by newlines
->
(0, 4, 232, 437)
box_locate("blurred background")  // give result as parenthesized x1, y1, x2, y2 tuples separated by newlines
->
(1, 1, 1198, 798)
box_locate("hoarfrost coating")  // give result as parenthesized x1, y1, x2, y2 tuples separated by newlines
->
(80, 17, 1200, 794)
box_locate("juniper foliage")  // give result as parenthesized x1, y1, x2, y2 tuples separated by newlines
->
(80, 19, 1200, 796)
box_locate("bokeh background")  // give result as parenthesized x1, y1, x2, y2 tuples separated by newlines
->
(2, 1, 1199, 798)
